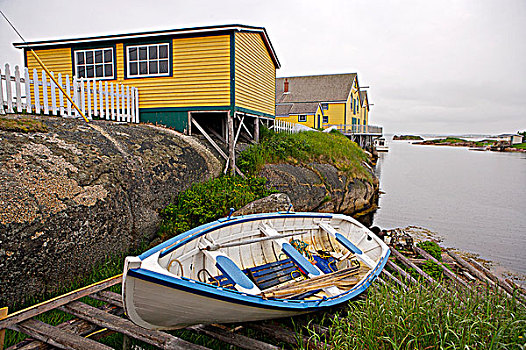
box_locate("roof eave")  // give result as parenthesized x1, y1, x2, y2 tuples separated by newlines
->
(13, 24, 280, 68)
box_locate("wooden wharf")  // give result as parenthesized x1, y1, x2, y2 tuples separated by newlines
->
(2, 230, 524, 350)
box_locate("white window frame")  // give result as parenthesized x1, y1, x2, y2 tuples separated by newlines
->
(298, 114, 307, 122)
(74, 48, 115, 79)
(126, 43, 170, 78)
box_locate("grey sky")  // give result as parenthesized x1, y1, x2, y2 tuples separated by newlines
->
(1, 0, 524, 134)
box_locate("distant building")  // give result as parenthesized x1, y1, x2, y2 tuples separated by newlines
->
(275, 73, 365, 129)
(497, 134, 523, 145)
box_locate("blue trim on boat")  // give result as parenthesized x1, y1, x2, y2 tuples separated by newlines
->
(138, 212, 334, 260)
(335, 232, 363, 255)
(215, 256, 255, 290)
(282, 242, 321, 276)
(127, 247, 391, 311)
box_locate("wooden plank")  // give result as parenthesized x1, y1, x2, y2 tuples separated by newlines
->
(105, 82, 109, 120)
(390, 247, 446, 292)
(1, 307, 7, 350)
(386, 259, 419, 286)
(121, 84, 125, 122)
(110, 83, 115, 121)
(254, 117, 259, 142)
(72, 76, 79, 117)
(41, 71, 49, 115)
(134, 88, 139, 123)
(0, 66, 5, 114)
(57, 73, 64, 115)
(24, 68, 31, 114)
(89, 291, 123, 308)
(192, 118, 228, 160)
(65, 75, 71, 116)
(227, 111, 235, 175)
(93, 80, 98, 118)
(11, 319, 111, 350)
(5, 64, 13, 113)
(115, 83, 120, 122)
(381, 269, 407, 290)
(49, 72, 56, 116)
(32, 69, 40, 114)
(126, 86, 130, 122)
(0, 275, 122, 330)
(14, 66, 21, 112)
(86, 80, 92, 119)
(99, 81, 104, 119)
(61, 301, 207, 350)
(187, 324, 279, 350)
(79, 79, 85, 117)
(447, 251, 494, 286)
(7, 304, 121, 350)
(247, 322, 328, 350)
(413, 246, 469, 288)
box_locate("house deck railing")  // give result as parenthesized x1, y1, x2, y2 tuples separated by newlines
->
(0, 63, 139, 123)
(328, 124, 383, 135)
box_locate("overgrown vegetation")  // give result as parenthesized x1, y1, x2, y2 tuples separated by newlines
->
(237, 127, 372, 181)
(324, 281, 526, 350)
(0, 116, 48, 133)
(512, 142, 526, 150)
(417, 240, 443, 280)
(158, 175, 275, 240)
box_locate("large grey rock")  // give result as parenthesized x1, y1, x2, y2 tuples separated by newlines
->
(233, 193, 293, 216)
(259, 163, 378, 215)
(0, 116, 221, 307)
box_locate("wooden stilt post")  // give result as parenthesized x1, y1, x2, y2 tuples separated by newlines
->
(187, 111, 192, 136)
(254, 117, 260, 142)
(227, 111, 235, 175)
(0, 307, 7, 350)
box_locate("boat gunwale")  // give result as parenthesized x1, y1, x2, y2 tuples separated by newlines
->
(140, 212, 334, 260)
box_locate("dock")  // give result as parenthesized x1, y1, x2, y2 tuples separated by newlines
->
(1, 230, 524, 350)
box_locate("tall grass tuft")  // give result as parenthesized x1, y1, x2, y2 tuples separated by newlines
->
(324, 281, 526, 350)
(237, 128, 372, 181)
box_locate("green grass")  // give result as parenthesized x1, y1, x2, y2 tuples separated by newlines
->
(322, 281, 526, 350)
(512, 143, 526, 150)
(238, 128, 372, 181)
(428, 137, 468, 144)
(0, 116, 48, 133)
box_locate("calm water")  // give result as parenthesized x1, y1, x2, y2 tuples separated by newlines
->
(373, 140, 526, 277)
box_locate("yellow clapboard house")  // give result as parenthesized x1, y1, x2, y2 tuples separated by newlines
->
(14, 24, 280, 134)
(275, 73, 367, 129)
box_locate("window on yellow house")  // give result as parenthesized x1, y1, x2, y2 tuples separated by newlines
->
(74, 48, 114, 79)
(127, 43, 170, 78)
(321, 103, 328, 110)
(322, 116, 328, 123)
(298, 115, 307, 122)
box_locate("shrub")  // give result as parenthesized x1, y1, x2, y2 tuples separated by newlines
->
(158, 175, 275, 240)
(417, 240, 442, 261)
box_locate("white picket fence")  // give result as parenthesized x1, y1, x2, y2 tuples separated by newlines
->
(272, 119, 313, 134)
(0, 63, 139, 123)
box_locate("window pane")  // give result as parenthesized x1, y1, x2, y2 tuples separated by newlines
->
(159, 60, 169, 73)
(139, 62, 147, 74)
(139, 47, 147, 60)
(86, 66, 94, 78)
(129, 62, 137, 75)
(104, 49, 112, 62)
(95, 50, 103, 63)
(76, 52, 84, 64)
(149, 61, 158, 74)
(77, 66, 85, 78)
(95, 64, 103, 77)
(149, 46, 157, 59)
(86, 51, 93, 64)
(128, 47, 137, 61)
(159, 45, 168, 58)
(105, 64, 113, 77)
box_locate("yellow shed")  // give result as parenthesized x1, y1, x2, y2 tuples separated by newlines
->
(14, 24, 280, 134)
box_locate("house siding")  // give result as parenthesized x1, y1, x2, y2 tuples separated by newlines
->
(235, 32, 275, 116)
(276, 113, 315, 128)
(25, 35, 232, 109)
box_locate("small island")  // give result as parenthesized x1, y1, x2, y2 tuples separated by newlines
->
(393, 135, 424, 140)
(416, 137, 493, 147)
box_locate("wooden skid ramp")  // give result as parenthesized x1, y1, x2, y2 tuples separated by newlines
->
(2, 229, 525, 350)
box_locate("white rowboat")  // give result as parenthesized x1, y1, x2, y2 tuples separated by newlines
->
(122, 211, 390, 330)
